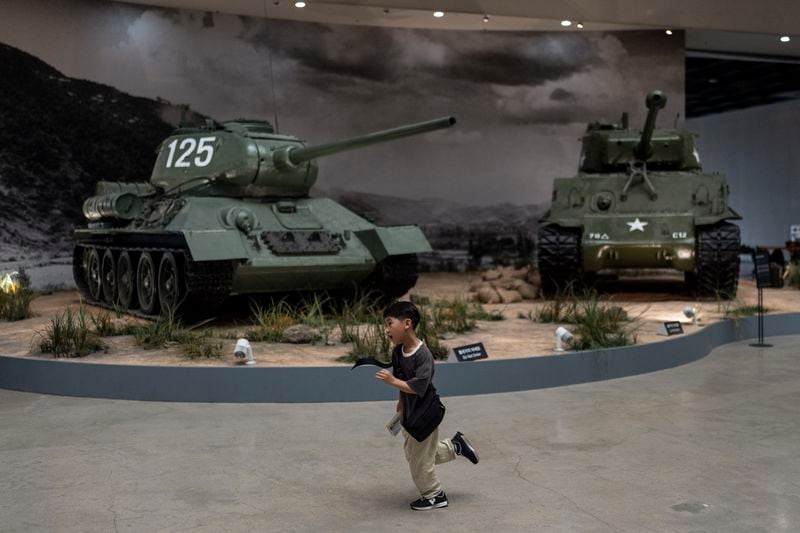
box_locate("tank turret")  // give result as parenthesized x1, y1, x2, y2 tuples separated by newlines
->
(579, 91, 700, 173)
(148, 116, 455, 199)
(81, 117, 455, 223)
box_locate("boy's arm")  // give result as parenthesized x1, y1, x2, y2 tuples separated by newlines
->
(376, 369, 417, 395)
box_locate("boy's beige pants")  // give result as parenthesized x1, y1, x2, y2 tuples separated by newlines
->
(402, 427, 456, 499)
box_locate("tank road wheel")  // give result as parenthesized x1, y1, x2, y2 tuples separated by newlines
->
(537, 224, 582, 297)
(85, 247, 102, 301)
(116, 251, 136, 310)
(137, 251, 159, 315)
(158, 252, 183, 314)
(693, 222, 741, 299)
(100, 249, 117, 304)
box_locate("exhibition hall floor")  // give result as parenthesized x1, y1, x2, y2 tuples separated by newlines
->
(1, 337, 798, 532)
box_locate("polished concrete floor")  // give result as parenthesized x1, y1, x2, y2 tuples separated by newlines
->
(1, 336, 799, 532)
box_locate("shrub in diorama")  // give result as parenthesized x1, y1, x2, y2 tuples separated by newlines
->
(430, 298, 476, 334)
(248, 299, 299, 342)
(339, 318, 392, 363)
(468, 303, 505, 321)
(723, 304, 765, 319)
(415, 305, 449, 360)
(338, 299, 453, 363)
(35, 305, 105, 358)
(129, 307, 223, 358)
(0, 268, 35, 321)
(569, 296, 637, 351)
(526, 288, 637, 350)
(534, 284, 579, 324)
(180, 330, 224, 359)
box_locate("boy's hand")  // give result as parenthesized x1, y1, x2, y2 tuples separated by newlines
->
(375, 369, 396, 385)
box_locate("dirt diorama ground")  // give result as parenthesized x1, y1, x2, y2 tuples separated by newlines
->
(1, 272, 798, 367)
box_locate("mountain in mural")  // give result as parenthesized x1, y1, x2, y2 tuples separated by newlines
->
(0, 42, 175, 260)
(0, 42, 546, 272)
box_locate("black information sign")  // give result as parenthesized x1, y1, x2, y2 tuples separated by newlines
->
(657, 321, 684, 336)
(751, 251, 773, 348)
(753, 251, 772, 289)
(452, 342, 489, 362)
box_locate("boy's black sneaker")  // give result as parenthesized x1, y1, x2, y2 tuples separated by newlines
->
(452, 431, 479, 464)
(410, 491, 448, 511)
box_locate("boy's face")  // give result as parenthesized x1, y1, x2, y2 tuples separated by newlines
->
(384, 316, 412, 345)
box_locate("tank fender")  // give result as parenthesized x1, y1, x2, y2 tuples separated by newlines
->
(181, 229, 250, 261)
(355, 226, 432, 263)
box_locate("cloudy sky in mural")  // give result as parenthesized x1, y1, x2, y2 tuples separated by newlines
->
(0, 0, 684, 205)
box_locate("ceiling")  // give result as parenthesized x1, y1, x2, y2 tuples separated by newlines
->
(115, 0, 800, 117)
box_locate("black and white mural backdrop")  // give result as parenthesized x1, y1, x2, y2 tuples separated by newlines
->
(0, 0, 684, 283)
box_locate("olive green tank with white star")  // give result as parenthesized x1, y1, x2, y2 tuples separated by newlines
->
(537, 91, 741, 298)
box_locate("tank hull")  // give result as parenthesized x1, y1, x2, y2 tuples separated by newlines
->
(73, 197, 431, 317)
(538, 173, 741, 297)
(580, 213, 695, 272)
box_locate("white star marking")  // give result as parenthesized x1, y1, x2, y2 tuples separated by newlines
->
(627, 218, 648, 232)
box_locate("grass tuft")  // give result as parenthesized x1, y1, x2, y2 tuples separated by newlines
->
(338, 319, 391, 364)
(469, 303, 505, 321)
(35, 305, 105, 357)
(248, 299, 298, 342)
(569, 295, 636, 350)
(180, 330, 224, 359)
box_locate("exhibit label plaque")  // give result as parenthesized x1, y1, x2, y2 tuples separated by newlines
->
(657, 321, 684, 336)
(753, 251, 771, 289)
(452, 343, 489, 362)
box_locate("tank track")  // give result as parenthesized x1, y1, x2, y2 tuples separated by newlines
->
(537, 224, 583, 297)
(73, 243, 234, 319)
(691, 222, 740, 299)
(365, 254, 420, 301)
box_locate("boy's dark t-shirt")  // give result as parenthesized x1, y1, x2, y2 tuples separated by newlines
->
(392, 343, 435, 424)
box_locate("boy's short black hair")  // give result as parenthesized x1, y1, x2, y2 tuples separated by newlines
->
(383, 301, 420, 329)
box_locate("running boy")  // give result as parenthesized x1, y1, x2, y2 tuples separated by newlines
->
(376, 301, 479, 511)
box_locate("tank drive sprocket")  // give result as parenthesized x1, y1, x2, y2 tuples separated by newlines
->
(537, 224, 582, 296)
(691, 222, 740, 298)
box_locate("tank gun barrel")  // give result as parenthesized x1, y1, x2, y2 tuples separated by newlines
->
(633, 91, 667, 161)
(273, 116, 456, 169)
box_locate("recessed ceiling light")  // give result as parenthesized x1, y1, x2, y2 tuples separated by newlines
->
(780, 35, 791, 43)
(483, 14, 490, 23)
(433, 11, 444, 18)
(665, 29, 673, 35)
(576, 22, 584, 29)
(561, 20, 572, 27)
(294, 1, 305, 7)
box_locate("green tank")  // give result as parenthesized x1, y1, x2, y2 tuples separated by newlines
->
(73, 116, 455, 316)
(537, 91, 741, 298)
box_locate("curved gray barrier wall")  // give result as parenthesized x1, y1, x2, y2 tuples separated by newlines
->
(0, 313, 797, 403)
